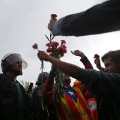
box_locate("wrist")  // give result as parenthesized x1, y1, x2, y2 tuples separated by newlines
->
(80, 55, 85, 59)
(48, 55, 60, 64)
(48, 56, 53, 61)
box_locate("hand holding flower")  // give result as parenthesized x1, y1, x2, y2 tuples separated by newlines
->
(94, 54, 99, 58)
(48, 14, 57, 31)
(51, 14, 57, 20)
(37, 51, 51, 61)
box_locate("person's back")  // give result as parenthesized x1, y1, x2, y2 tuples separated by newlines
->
(32, 72, 57, 120)
(32, 86, 50, 120)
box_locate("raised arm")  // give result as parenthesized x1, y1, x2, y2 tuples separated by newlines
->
(71, 50, 93, 69)
(38, 51, 86, 80)
(42, 65, 56, 103)
(94, 54, 105, 71)
(48, 0, 120, 36)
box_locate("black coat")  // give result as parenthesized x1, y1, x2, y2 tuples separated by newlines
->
(0, 74, 32, 120)
(32, 86, 57, 120)
(81, 70, 120, 120)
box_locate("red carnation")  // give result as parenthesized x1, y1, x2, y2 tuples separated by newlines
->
(46, 43, 50, 46)
(54, 42, 59, 47)
(59, 46, 67, 53)
(51, 14, 57, 18)
(61, 44, 66, 48)
(46, 47, 52, 53)
(32, 43, 38, 50)
(94, 54, 100, 58)
(56, 47, 60, 52)
(46, 38, 67, 59)
(50, 42, 56, 47)
(61, 52, 64, 57)
(61, 40, 66, 44)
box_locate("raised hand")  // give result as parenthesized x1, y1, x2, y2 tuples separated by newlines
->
(94, 54, 105, 71)
(48, 14, 57, 31)
(71, 50, 85, 59)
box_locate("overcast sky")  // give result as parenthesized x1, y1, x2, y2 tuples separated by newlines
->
(1, 0, 120, 85)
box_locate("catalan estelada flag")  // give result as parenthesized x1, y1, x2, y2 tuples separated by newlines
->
(54, 86, 95, 120)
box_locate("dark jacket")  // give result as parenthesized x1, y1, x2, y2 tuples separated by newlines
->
(52, 0, 120, 36)
(0, 73, 32, 120)
(32, 85, 57, 120)
(81, 70, 120, 120)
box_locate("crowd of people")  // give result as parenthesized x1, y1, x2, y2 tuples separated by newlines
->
(1, 49, 120, 120)
(38, 49, 120, 120)
(1, 0, 120, 120)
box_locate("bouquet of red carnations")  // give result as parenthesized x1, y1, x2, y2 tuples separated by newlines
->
(45, 34, 67, 102)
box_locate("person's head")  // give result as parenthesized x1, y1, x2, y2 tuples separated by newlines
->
(73, 79, 83, 90)
(36, 72, 49, 86)
(102, 50, 120, 73)
(61, 72, 71, 87)
(1, 53, 27, 76)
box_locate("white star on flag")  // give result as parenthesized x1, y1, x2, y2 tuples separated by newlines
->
(68, 91, 75, 96)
